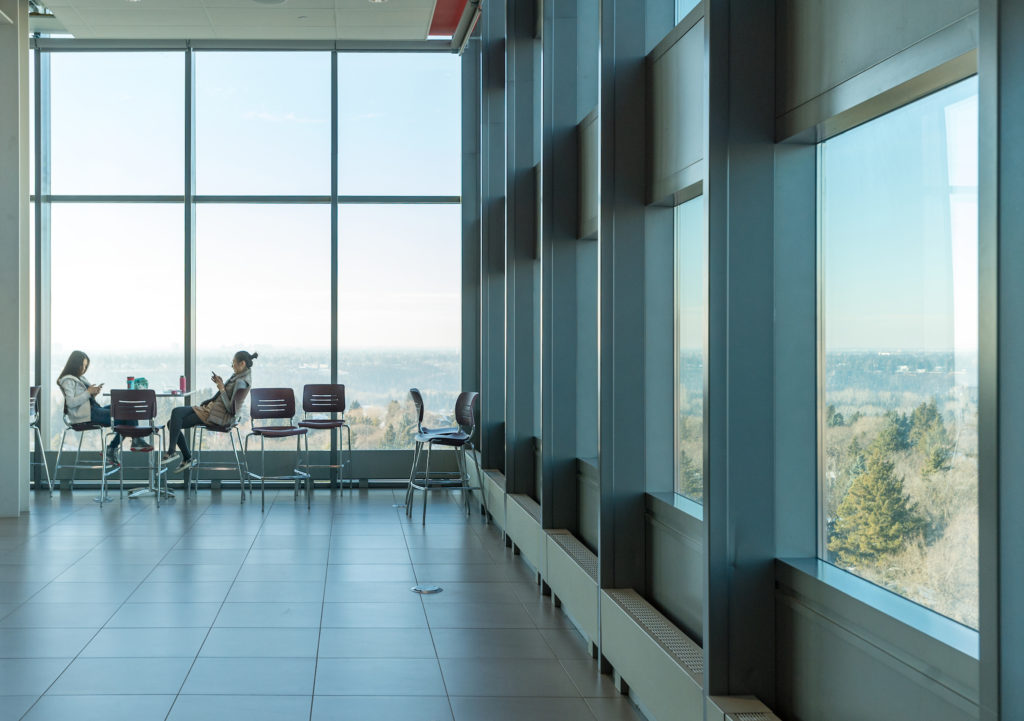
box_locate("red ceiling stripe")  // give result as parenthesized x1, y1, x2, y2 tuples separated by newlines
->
(428, 0, 470, 37)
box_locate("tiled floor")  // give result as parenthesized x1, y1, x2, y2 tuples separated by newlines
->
(0, 487, 646, 721)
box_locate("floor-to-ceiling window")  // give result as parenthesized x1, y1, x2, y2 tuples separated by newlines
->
(674, 196, 705, 503)
(818, 77, 978, 627)
(36, 46, 462, 465)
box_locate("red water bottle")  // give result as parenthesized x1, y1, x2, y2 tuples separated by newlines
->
(179, 375, 187, 393)
(127, 376, 134, 389)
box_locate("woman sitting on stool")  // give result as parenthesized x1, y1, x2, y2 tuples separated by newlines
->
(56, 350, 144, 469)
(163, 350, 257, 473)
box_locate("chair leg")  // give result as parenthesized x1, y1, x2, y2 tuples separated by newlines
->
(261, 436, 266, 513)
(457, 447, 470, 516)
(293, 435, 300, 501)
(33, 425, 52, 495)
(72, 431, 84, 489)
(229, 430, 245, 504)
(422, 443, 432, 525)
(54, 429, 69, 492)
(305, 433, 311, 510)
(236, 428, 250, 498)
(405, 441, 421, 517)
(344, 423, 354, 489)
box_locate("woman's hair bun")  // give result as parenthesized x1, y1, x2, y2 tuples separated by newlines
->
(234, 350, 258, 368)
(251, 352, 259, 360)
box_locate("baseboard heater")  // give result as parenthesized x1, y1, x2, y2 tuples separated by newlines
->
(506, 493, 543, 574)
(545, 529, 600, 653)
(601, 588, 704, 721)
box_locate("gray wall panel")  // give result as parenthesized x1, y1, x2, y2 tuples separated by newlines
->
(646, 503, 703, 643)
(776, 595, 978, 721)
(577, 457, 600, 552)
(776, 0, 977, 116)
(577, 109, 599, 239)
(649, 18, 704, 204)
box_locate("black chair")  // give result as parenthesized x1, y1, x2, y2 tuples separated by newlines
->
(53, 404, 120, 501)
(244, 388, 312, 512)
(188, 386, 251, 503)
(405, 391, 487, 524)
(297, 384, 354, 490)
(29, 386, 52, 495)
(107, 389, 169, 507)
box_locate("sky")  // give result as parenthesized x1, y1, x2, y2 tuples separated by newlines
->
(43, 50, 462, 363)
(821, 76, 978, 356)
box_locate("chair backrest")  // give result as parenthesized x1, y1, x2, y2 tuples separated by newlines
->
(454, 391, 479, 434)
(409, 388, 425, 432)
(29, 386, 40, 421)
(303, 384, 345, 414)
(110, 389, 157, 423)
(249, 387, 295, 421)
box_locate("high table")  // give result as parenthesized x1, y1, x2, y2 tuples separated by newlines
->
(102, 389, 198, 501)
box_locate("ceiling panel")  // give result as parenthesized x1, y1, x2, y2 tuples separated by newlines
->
(43, 0, 452, 41)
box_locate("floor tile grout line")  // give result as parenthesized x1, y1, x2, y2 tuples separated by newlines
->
(307, 484, 342, 721)
(15, 493, 209, 721)
(161, 489, 276, 721)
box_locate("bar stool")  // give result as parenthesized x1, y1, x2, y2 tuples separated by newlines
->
(52, 406, 120, 501)
(188, 387, 251, 503)
(29, 386, 52, 495)
(105, 389, 168, 507)
(402, 388, 457, 510)
(297, 384, 354, 490)
(406, 391, 488, 524)
(243, 388, 312, 512)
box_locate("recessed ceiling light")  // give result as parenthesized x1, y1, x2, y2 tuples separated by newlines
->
(369, 0, 388, 4)
(251, 0, 287, 5)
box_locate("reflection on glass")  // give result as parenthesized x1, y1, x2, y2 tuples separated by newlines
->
(196, 52, 331, 195)
(48, 204, 184, 449)
(820, 77, 978, 627)
(675, 197, 705, 503)
(675, 0, 701, 22)
(338, 53, 461, 196)
(50, 53, 183, 195)
(196, 205, 331, 449)
(338, 204, 461, 449)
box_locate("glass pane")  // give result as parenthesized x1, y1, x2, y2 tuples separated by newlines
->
(196, 52, 331, 195)
(50, 53, 183, 195)
(675, 0, 701, 21)
(338, 53, 461, 196)
(820, 77, 978, 627)
(48, 204, 184, 450)
(675, 197, 705, 503)
(338, 204, 461, 449)
(196, 205, 331, 449)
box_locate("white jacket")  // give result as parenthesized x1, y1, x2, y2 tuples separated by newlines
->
(57, 374, 94, 424)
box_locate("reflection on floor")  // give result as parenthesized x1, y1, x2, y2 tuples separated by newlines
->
(0, 486, 646, 721)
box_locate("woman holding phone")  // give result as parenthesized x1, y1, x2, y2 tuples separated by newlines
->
(56, 350, 144, 468)
(162, 350, 257, 472)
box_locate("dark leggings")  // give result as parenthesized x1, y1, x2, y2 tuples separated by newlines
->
(167, 406, 204, 458)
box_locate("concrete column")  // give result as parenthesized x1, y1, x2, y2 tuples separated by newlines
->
(0, 0, 31, 516)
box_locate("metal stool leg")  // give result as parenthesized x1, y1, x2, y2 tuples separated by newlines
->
(261, 436, 266, 513)
(470, 445, 488, 521)
(236, 427, 250, 498)
(422, 443, 432, 525)
(53, 428, 69, 492)
(32, 425, 52, 495)
(72, 431, 84, 489)
(404, 440, 421, 512)
(305, 433, 311, 510)
(457, 447, 470, 516)
(344, 423, 354, 489)
(229, 430, 245, 504)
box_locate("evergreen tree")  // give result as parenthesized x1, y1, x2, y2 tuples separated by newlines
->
(826, 404, 845, 428)
(678, 449, 702, 500)
(828, 446, 924, 567)
(872, 410, 910, 454)
(909, 399, 952, 474)
(909, 399, 942, 447)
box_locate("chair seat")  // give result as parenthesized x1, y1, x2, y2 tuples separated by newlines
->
(113, 425, 164, 438)
(252, 425, 308, 438)
(69, 422, 104, 432)
(416, 430, 470, 447)
(203, 422, 236, 433)
(422, 425, 459, 435)
(298, 419, 347, 430)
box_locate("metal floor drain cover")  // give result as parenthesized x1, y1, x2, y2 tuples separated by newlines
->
(411, 585, 443, 595)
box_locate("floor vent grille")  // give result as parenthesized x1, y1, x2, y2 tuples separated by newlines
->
(510, 493, 541, 521)
(606, 589, 703, 680)
(548, 530, 598, 580)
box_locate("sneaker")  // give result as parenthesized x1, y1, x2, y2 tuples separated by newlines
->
(130, 438, 154, 453)
(104, 447, 121, 468)
(171, 456, 194, 473)
(161, 451, 180, 467)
